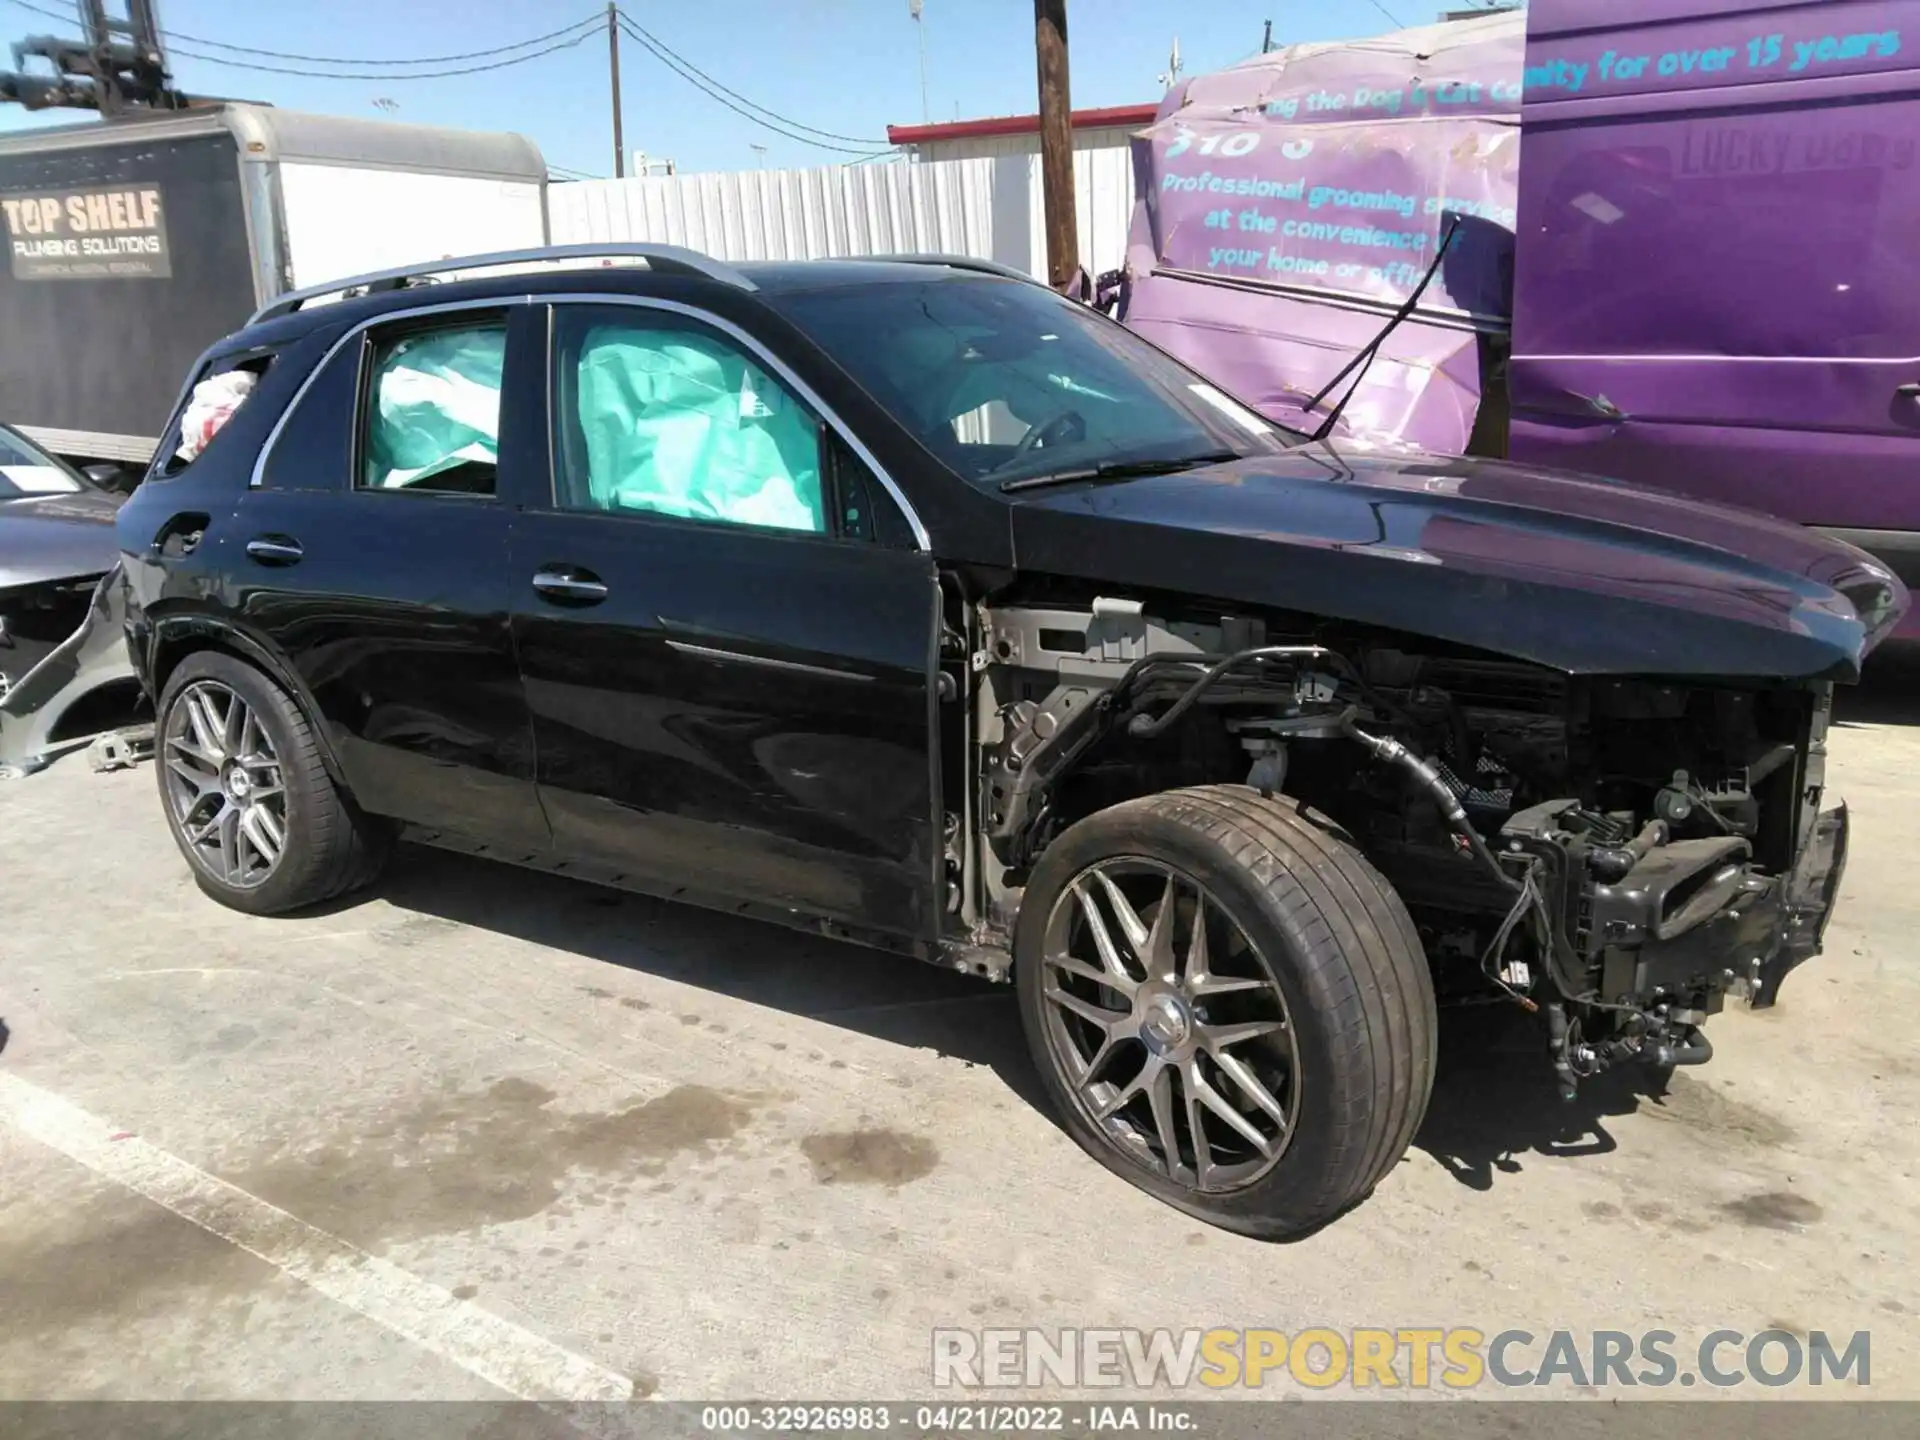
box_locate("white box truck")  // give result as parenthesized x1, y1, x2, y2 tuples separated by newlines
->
(0, 103, 549, 466)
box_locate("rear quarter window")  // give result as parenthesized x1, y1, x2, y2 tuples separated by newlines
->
(257, 336, 365, 491)
(148, 352, 275, 482)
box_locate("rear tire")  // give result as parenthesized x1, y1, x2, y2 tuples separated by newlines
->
(156, 651, 390, 915)
(1014, 784, 1436, 1239)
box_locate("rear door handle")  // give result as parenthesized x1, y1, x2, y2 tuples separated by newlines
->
(1896, 382, 1920, 400)
(532, 567, 608, 605)
(245, 535, 303, 566)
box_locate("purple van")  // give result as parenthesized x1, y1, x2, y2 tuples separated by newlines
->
(1119, 1, 1920, 634)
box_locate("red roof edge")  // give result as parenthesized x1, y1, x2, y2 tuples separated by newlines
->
(886, 103, 1158, 146)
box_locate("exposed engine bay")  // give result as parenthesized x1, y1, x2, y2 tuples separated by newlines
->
(954, 595, 1850, 1096)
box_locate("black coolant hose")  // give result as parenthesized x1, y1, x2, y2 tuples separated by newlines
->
(1653, 1026, 1713, 1067)
(1125, 646, 1358, 740)
(1341, 715, 1521, 894)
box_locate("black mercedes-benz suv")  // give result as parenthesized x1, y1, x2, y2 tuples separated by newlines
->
(113, 244, 1889, 1237)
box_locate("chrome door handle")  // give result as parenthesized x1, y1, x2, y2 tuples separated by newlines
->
(245, 536, 303, 565)
(531, 568, 608, 604)
(1896, 382, 1920, 400)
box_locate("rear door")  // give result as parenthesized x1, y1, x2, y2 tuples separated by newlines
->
(509, 298, 940, 940)
(232, 300, 548, 848)
(1510, 0, 1920, 538)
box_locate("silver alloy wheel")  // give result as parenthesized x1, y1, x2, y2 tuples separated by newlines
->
(162, 679, 288, 889)
(1039, 858, 1301, 1192)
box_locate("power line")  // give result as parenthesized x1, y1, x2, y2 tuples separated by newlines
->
(163, 13, 602, 67)
(615, 16, 884, 154)
(1364, 0, 1407, 27)
(3, 0, 74, 24)
(616, 11, 887, 148)
(163, 31, 598, 82)
(3, 1, 900, 161)
(2, 1, 603, 70)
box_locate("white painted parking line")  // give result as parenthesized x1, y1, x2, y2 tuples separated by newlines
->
(0, 1071, 634, 1403)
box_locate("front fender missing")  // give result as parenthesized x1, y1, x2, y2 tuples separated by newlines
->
(0, 564, 139, 777)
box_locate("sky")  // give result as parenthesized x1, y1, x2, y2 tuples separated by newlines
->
(0, 0, 1426, 178)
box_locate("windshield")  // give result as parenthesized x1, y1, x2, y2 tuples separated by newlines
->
(0, 427, 87, 499)
(775, 276, 1297, 488)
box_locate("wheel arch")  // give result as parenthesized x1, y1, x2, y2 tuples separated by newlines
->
(149, 616, 354, 794)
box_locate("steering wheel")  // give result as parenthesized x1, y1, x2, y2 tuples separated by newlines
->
(1014, 408, 1087, 457)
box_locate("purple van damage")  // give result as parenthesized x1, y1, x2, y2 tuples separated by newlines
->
(1119, 0, 1920, 636)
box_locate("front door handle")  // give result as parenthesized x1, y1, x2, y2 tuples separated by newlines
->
(1896, 382, 1920, 400)
(531, 567, 609, 605)
(245, 535, 303, 566)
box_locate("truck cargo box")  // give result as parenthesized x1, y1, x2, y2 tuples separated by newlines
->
(0, 104, 547, 465)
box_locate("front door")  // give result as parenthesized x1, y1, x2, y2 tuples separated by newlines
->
(510, 300, 940, 940)
(232, 302, 548, 849)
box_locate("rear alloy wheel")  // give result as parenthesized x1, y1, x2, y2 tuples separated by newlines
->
(1016, 785, 1436, 1239)
(157, 651, 390, 915)
(162, 679, 288, 889)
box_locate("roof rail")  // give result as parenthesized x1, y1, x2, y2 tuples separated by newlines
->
(866, 253, 1044, 286)
(249, 242, 756, 325)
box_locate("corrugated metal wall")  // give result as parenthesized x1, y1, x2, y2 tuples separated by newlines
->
(548, 146, 1137, 279)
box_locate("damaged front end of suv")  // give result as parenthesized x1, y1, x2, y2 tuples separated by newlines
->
(962, 579, 1875, 1100)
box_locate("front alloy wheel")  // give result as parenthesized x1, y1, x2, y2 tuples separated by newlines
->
(1015, 787, 1436, 1239)
(161, 678, 288, 888)
(1038, 859, 1300, 1192)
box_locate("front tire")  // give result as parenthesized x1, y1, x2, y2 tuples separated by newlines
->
(1015, 785, 1436, 1239)
(156, 651, 389, 915)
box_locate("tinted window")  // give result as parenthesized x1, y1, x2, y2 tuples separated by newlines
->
(359, 321, 506, 495)
(774, 277, 1296, 487)
(553, 308, 827, 535)
(0, 427, 85, 497)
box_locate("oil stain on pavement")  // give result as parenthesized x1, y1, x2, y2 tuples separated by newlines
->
(799, 1130, 938, 1187)
(1718, 1191, 1824, 1230)
(237, 1077, 757, 1251)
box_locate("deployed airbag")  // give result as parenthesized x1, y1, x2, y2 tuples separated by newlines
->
(365, 328, 505, 489)
(573, 326, 824, 533)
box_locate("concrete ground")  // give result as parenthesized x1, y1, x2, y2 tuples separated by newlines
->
(2, 661, 1918, 1404)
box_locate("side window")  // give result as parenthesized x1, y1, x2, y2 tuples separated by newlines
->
(553, 309, 827, 535)
(358, 319, 507, 495)
(259, 334, 361, 490)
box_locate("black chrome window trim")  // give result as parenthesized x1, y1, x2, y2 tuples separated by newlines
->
(248, 296, 530, 491)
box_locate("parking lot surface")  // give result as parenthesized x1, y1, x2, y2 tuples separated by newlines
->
(3, 674, 1919, 1402)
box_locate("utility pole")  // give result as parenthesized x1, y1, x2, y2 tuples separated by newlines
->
(1033, 0, 1078, 290)
(909, 0, 929, 124)
(1262, 19, 1274, 52)
(607, 2, 625, 178)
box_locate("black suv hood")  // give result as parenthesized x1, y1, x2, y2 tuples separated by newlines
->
(1006, 449, 1906, 681)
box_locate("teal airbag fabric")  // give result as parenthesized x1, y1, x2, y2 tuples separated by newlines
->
(364, 327, 506, 490)
(575, 326, 824, 532)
